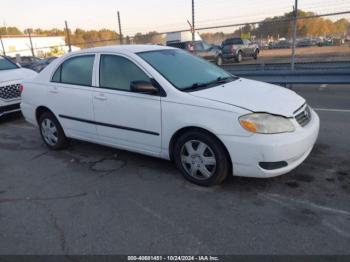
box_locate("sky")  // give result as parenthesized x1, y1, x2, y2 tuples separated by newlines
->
(2, 0, 350, 35)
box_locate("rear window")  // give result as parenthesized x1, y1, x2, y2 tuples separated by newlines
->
(223, 38, 243, 45)
(52, 55, 95, 86)
(167, 42, 187, 50)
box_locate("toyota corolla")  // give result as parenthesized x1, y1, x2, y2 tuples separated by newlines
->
(21, 45, 319, 186)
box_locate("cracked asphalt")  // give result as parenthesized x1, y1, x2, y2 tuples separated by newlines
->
(0, 85, 350, 255)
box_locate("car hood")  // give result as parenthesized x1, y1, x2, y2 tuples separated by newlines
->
(0, 68, 37, 85)
(189, 78, 305, 117)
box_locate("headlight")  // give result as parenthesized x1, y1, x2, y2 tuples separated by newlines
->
(239, 113, 295, 134)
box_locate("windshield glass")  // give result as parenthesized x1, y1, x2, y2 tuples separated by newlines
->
(138, 49, 236, 91)
(0, 56, 18, 70)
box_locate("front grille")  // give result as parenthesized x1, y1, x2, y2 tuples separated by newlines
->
(0, 84, 21, 100)
(295, 105, 312, 127)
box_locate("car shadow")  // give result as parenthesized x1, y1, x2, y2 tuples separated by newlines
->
(0, 112, 23, 125)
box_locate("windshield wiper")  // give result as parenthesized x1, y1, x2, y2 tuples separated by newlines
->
(183, 82, 212, 92)
(183, 76, 239, 92)
(215, 76, 239, 83)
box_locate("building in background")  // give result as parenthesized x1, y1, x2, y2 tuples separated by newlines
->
(0, 35, 79, 58)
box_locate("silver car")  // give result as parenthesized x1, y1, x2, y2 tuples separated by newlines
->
(221, 38, 260, 63)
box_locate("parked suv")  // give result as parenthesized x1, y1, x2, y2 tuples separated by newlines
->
(0, 56, 37, 117)
(167, 40, 223, 66)
(221, 38, 259, 63)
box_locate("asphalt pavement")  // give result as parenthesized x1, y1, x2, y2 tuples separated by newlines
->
(0, 84, 349, 255)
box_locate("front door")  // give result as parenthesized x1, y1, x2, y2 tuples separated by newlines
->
(93, 54, 162, 155)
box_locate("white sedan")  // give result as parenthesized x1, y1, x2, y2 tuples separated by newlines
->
(0, 56, 37, 117)
(21, 45, 319, 186)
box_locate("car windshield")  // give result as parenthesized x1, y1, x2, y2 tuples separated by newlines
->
(138, 49, 237, 91)
(0, 56, 18, 70)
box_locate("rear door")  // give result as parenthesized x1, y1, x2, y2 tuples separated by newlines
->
(92, 53, 162, 155)
(243, 39, 254, 55)
(47, 54, 98, 139)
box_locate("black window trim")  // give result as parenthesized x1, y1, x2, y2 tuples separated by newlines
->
(50, 54, 96, 87)
(98, 53, 166, 97)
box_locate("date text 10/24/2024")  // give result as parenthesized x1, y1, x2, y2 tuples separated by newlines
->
(127, 256, 220, 261)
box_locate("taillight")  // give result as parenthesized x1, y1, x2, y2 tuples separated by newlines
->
(188, 43, 194, 52)
(19, 84, 24, 94)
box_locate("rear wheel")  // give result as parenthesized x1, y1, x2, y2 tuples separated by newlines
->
(173, 130, 230, 186)
(39, 112, 68, 150)
(235, 51, 243, 63)
(253, 49, 259, 60)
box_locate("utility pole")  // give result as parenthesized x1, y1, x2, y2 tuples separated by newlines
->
(117, 11, 123, 45)
(0, 35, 6, 56)
(65, 20, 72, 52)
(27, 30, 35, 57)
(191, 0, 195, 42)
(291, 0, 298, 71)
(3, 21, 8, 36)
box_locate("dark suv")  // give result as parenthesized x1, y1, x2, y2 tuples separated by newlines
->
(221, 38, 259, 63)
(167, 40, 223, 66)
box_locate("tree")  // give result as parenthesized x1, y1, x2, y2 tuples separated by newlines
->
(0, 26, 22, 35)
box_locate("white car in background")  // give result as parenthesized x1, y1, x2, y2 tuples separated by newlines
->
(21, 45, 319, 186)
(0, 56, 37, 117)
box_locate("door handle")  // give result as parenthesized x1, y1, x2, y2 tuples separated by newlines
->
(94, 94, 107, 101)
(49, 87, 59, 94)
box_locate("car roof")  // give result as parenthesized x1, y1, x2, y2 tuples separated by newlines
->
(75, 44, 175, 54)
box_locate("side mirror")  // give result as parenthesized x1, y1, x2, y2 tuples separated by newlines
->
(130, 81, 158, 95)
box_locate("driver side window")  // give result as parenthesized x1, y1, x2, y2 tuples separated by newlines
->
(202, 42, 212, 50)
(243, 40, 251, 45)
(99, 55, 150, 91)
(194, 42, 204, 51)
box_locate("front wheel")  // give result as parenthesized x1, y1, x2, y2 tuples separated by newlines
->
(173, 130, 230, 186)
(216, 55, 223, 66)
(39, 112, 68, 150)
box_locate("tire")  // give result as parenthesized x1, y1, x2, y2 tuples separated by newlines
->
(216, 55, 223, 66)
(173, 130, 230, 186)
(235, 51, 243, 63)
(38, 111, 68, 150)
(253, 49, 259, 60)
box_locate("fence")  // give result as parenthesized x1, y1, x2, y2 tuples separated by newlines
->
(1, 3, 350, 73)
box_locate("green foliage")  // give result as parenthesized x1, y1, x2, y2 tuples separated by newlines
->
(0, 26, 22, 35)
(69, 28, 119, 48)
(202, 10, 350, 43)
(243, 10, 349, 39)
(132, 31, 164, 44)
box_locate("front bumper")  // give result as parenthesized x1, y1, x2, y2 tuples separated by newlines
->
(219, 109, 320, 178)
(0, 102, 21, 117)
(222, 53, 237, 60)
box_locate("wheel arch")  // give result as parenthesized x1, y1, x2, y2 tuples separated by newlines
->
(168, 126, 232, 169)
(35, 106, 55, 125)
